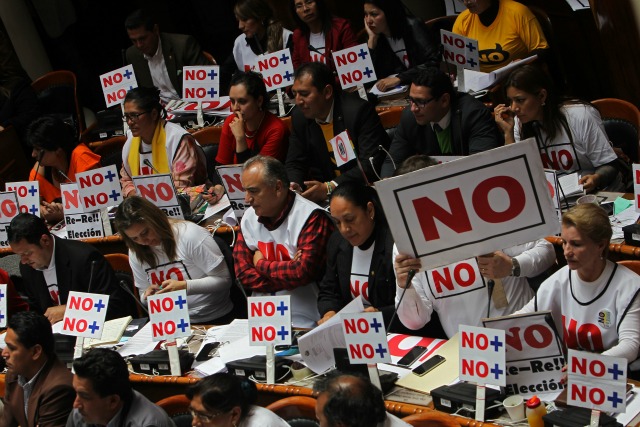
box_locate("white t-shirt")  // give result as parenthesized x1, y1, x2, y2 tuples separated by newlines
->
(350, 244, 374, 305)
(387, 37, 409, 68)
(232, 28, 293, 72)
(240, 405, 289, 427)
(309, 32, 327, 63)
(144, 37, 180, 102)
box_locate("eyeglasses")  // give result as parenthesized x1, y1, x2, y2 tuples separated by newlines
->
(189, 408, 225, 423)
(295, 0, 316, 11)
(406, 96, 435, 109)
(122, 111, 148, 122)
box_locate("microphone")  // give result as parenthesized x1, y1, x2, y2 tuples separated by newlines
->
(32, 151, 44, 181)
(387, 269, 416, 330)
(308, 44, 326, 58)
(486, 279, 495, 318)
(143, 159, 161, 174)
(119, 280, 149, 315)
(57, 169, 73, 183)
(87, 260, 97, 294)
(544, 312, 566, 360)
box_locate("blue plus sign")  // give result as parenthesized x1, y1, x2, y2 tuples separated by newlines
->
(0, 290, 4, 299)
(109, 189, 121, 202)
(468, 58, 477, 68)
(370, 318, 383, 333)
(104, 170, 116, 182)
(358, 48, 368, 60)
(94, 299, 105, 312)
(283, 70, 293, 81)
(375, 343, 387, 358)
(609, 363, 624, 380)
(177, 318, 189, 333)
(28, 185, 37, 196)
(363, 67, 373, 78)
(280, 53, 290, 64)
(490, 336, 503, 352)
(276, 301, 288, 315)
(129, 85, 134, 91)
(88, 321, 100, 334)
(277, 326, 289, 340)
(466, 42, 476, 52)
(0, 312, 4, 323)
(123, 69, 133, 79)
(491, 363, 504, 379)
(608, 391, 623, 408)
(208, 87, 218, 98)
(208, 69, 218, 80)
(29, 204, 39, 215)
(174, 295, 187, 309)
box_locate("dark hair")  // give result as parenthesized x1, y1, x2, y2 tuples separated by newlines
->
(186, 373, 257, 420)
(124, 86, 166, 120)
(330, 181, 386, 226)
(230, 71, 269, 110)
(394, 154, 438, 176)
(313, 373, 386, 427)
(27, 115, 77, 160)
(73, 348, 133, 401)
(7, 213, 51, 245)
(114, 196, 177, 268)
(243, 155, 289, 187)
(289, 0, 333, 36)
(294, 61, 335, 93)
(235, 0, 285, 53)
(412, 66, 453, 100)
(124, 9, 155, 31)
(363, 0, 407, 39)
(8, 311, 55, 358)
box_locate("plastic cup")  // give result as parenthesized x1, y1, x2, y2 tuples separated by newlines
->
(576, 194, 599, 205)
(503, 395, 525, 421)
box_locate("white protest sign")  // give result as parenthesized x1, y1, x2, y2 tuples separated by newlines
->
(248, 296, 292, 346)
(0, 192, 19, 248)
(64, 211, 107, 240)
(567, 350, 627, 413)
(329, 131, 357, 167)
(5, 181, 40, 216)
(441, 30, 480, 71)
(375, 139, 559, 270)
(634, 164, 640, 213)
(459, 325, 506, 387)
(341, 312, 391, 364)
(253, 49, 295, 91)
(61, 291, 110, 339)
(100, 65, 138, 108)
(216, 164, 247, 219)
(426, 258, 484, 299)
(544, 169, 561, 222)
(483, 312, 565, 398)
(133, 174, 183, 219)
(61, 183, 83, 215)
(182, 66, 220, 102)
(0, 285, 7, 328)
(76, 165, 123, 211)
(332, 43, 377, 90)
(148, 290, 191, 341)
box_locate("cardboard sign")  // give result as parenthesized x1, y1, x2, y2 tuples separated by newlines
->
(248, 296, 292, 346)
(5, 181, 40, 216)
(216, 164, 246, 219)
(634, 164, 640, 213)
(567, 350, 627, 413)
(483, 312, 565, 398)
(133, 174, 183, 219)
(545, 169, 562, 222)
(329, 131, 357, 167)
(253, 49, 295, 91)
(332, 43, 377, 90)
(341, 312, 391, 364)
(426, 258, 485, 299)
(182, 66, 220, 102)
(148, 290, 191, 341)
(375, 139, 559, 270)
(0, 284, 7, 328)
(61, 291, 110, 339)
(76, 165, 123, 211)
(459, 325, 506, 387)
(65, 211, 108, 240)
(440, 30, 480, 71)
(100, 65, 138, 108)
(0, 192, 19, 248)
(61, 183, 83, 215)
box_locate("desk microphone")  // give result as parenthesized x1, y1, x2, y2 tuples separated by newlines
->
(143, 159, 161, 174)
(57, 169, 73, 184)
(544, 312, 566, 360)
(486, 279, 495, 318)
(308, 44, 326, 58)
(387, 269, 416, 330)
(86, 260, 97, 294)
(119, 280, 149, 315)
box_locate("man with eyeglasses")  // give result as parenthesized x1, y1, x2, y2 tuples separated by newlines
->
(66, 348, 175, 427)
(380, 66, 501, 177)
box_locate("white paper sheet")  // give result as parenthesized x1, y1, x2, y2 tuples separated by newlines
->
(117, 322, 158, 357)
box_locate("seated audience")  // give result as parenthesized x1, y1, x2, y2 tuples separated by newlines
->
(515, 204, 640, 363)
(290, 0, 358, 74)
(495, 64, 625, 192)
(115, 196, 234, 324)
(27, 116, 101, 223)
(287, 62, 389, 203)
(8, 213, 134, 324)
(186, 373, 289, 427)
(234, 156, 334, 327)
(392, 155, 556, 338)
(452, 0, 548, 73)
(363, 0, 439, 92)
(381, 67, 501, 177)
(125, 9, 209, 102)
(67, 348, 175, 427)
(119, 86, 208, 197)
(2, 311, 75, 427)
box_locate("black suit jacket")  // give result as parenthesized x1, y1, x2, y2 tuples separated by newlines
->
(19, 237, 134, 320)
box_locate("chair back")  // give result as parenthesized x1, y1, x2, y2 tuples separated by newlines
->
(192, 126, 222, 146)
(265, 396, 318, 424)
(618, 260, 640, 275)
(31, 70, 85, 138)
(592, 98, 640, 163)
(402, 410, 467, 427)
(156, 394, 192, 427)
(378, 107, 405, 129)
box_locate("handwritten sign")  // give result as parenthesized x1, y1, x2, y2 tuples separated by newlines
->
(341, 312, 391, 364)
(0, 192, 19, 248)
(0, 284, 7, 328)
(329, 131, 357, 167)
(441, 30, 480, 71)
(100, 65, 137, 108)
(216, 164, 246, 219)
(76, 165, 123, 211)
(133, 174, 183, 219)
(375, 139, 559, 270)
(332, 43, 377, 90)
(248, 296, 292, 346)
(459, 325, 506, 386)
(182, 66, 220, 102)
(253, 49, 295, 91)
(5, 181, 40, 216)
(61, 292, 110, 339)
(148, 290, 191, 341)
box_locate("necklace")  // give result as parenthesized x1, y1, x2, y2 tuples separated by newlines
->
(244, 112, 266, 139)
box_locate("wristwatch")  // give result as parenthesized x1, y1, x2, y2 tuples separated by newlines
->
(511, 257, 521, 277)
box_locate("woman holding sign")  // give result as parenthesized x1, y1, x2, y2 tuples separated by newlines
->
(115, 196, 234, 324)
(515, 204, 640, 362)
